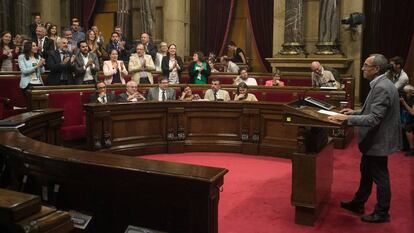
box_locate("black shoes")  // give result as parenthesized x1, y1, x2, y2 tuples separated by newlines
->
(361, 212, 390, 223)
(340, 201, 365, 214)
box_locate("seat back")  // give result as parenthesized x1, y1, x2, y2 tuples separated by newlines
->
(48, 92, 83, 127)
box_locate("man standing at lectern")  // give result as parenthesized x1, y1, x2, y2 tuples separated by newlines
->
(329, 54, 401, 223)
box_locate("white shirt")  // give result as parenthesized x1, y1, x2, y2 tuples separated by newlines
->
(98, 95, 107, 103)
(81, 53, 94, 81)
(393, 69, 409, 90)
(38, 37, 44, 52)
(235, 77, 258, 86)
(226, 61, 240, 73)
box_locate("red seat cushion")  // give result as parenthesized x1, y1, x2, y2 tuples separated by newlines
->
(286, 78, 312, 86)
(61, 125, 86, 141)
(264, 92, 294, 102)
(306, 92, 327, 101)
(48, 92, 85, 141)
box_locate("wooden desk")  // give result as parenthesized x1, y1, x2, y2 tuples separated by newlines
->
(85, 101, 342, 226)
(0, 103, 342, 230)
(0, 109, 227, 233)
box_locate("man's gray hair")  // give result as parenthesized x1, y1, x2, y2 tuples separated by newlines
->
(371, 54, 388, 74)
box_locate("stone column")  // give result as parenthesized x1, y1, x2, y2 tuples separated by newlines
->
(315, 0, 341, 55)
(279, 0, 305, 55)
(1, 0, 11, 32)
(14, 0, 31, 36)
(163, 0, 189, 56)
(41, 0, 61, 30)
(117, 0, 132, 38)
(140, 0, 155, 37)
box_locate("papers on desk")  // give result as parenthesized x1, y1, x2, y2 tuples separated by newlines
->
(318, 109, 343, 116)
(320, 86, 337, 90)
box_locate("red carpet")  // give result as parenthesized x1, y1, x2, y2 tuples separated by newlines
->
(142, 138, 414, 233)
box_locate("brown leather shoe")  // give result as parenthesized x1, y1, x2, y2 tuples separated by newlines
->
(340, 201, 365, 214)
(361, 213, 390, 223)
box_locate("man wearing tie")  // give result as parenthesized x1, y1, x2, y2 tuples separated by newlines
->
(146, 77, 176, 101)
(46, 38, 75, 85)
(106, 32, 129, 62)
(140, 32, 157, 62)
(35, 26, 52, 62)
(204, 79, 231, 101)
(89, 81, 116, 103)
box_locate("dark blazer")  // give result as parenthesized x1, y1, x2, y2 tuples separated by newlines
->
(145, 42, 157, 62)
(89, 93, 116, 103)
(73, 52, 100, 85)
(146, 87, 176, 101)
(188, 61, 211, 84)
(347, 74, 402, 156)
(106, 42, 130, 62)
(37, 37, 54, 62)
(161, 56, 184, 82)
(46, 50, 74, 85)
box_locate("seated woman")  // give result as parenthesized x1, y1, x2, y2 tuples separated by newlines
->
(189, 51, 211, 84)
(234, 82, 258, 102)
(208, 58, 219, 73)
(179, 85, 200, 101)
(265, 70, 285, 87)
(103, 49, 128, 85)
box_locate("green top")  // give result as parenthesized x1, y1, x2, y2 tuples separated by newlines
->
(194, 62, 208, 84)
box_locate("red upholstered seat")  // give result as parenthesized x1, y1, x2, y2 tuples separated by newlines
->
(263, 92, 294, 102)
(48, 92, 85, 141)
(250, 91, 264, 101)
(286, 78, 312, 86)
(180, 75, 189, 84)
(306, 92, 327, 101)
(0, 76, 27, 107)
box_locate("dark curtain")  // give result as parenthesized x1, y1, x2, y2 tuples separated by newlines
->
(361, 0, 414, 102)
(404, 34, 414, 83)
(247, 0, 274, 72)
(204, 0, 234, 56)
(82, 0, 97, 30)
(70, 0, 98, 30)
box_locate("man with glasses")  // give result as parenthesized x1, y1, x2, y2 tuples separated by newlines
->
(89, 81, 116, 103)
(329, 54, 401, 223)
(310, 61, 340, 88)
(146, 77, 176, 101)
(117, 80, 146, 102)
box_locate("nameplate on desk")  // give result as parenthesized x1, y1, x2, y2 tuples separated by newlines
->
(68, 210, 92, 229)
(124, 225, 167, 233)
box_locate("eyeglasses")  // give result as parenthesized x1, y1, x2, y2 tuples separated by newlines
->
(97, 86, 106, 89)
(362, 63, 377, 68)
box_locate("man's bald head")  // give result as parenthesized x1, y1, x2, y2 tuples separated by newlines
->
(311, 61, 322, 75)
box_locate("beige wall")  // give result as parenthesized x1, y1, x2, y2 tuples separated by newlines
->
(163, 0, 190, 56)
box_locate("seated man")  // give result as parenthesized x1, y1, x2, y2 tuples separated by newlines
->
(310, 61, 340, 88)
(89, 81, 116, 103)
(204, 79, 231, 101)
(117, 80, 145, 102)
(146, 77, 176, 101)
(233, 67, 258, 86)
(221, 56, 239, 73)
